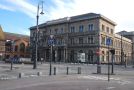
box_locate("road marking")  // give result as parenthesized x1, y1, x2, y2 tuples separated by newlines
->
(78, 75, 131, 85)
(106, 87, 115, 89)
(117, 80, 131, 85)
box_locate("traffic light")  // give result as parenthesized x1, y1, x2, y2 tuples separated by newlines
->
(110, 49, 115, 55)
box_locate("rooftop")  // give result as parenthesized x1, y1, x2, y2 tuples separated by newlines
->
(117, 31, 134, 36)
(30, 12, 116, 30)
(4, 32, 29, 41)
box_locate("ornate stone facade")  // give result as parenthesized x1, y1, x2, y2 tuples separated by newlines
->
(30, 13, 132, 64)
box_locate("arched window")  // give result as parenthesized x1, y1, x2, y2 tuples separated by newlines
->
(15, 45, 18, 52)
(20, 43, 25, 52)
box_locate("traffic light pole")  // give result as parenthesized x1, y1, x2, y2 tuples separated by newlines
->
(108, 45, 110, 82)
(110, 49, 115, 74)
(97, 55, 101, 74)
(96, 49, 101, 74)
(49, 45, 52, 75)
(111, 53, 114, 74)
(11, 60, 13, 70)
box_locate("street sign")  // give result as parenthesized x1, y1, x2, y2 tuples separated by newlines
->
(106, 37, 111, 46)
(48, 35, 55, 46)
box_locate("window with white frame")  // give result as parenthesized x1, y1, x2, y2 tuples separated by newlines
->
(79, 25, 84, 32)
(89, 24, 94, 31)
(79, 37, 83, 44)
(88, 36, 94, 44)
(106, 27, 109, 33)
(102, 24, 105, 31)
(61, 28, 64, 33)
(70, 26, 75, 33)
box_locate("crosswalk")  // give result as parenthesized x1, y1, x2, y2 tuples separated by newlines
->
(77, 75, 131, 85)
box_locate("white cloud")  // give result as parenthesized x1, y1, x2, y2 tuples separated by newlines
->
(45, 0, 134, 32)
(0, 4, 15, 11)
(5, 0, 37, 19)
(1, 0, 134, 32)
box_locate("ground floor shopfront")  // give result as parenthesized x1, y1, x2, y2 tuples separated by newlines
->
(40, 46, 99, 64)
(38, 46, 132, 65)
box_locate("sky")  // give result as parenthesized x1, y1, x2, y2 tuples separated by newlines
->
(0, 0, 134, 35)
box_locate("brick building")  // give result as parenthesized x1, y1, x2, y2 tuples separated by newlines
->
(0, 25, 30, 60)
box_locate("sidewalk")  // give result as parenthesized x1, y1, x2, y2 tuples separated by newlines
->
(0, 62, 134, 81)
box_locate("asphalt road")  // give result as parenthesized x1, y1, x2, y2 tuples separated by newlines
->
(0, 75, 134, 90)
(1, 62, 134, 90)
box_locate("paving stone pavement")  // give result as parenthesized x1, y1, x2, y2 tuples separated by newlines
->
(0, 62, 134, 81)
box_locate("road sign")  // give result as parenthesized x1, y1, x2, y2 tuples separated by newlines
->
(106, 37, 111, 46)
(48, 35, 55, 45)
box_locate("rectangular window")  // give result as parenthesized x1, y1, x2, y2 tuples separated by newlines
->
(101, 36, 105, 45)
(102, 24, 105, 31)
(61, 28, 63, 33)
(79, 25, 84, 32)
(111, 29, 113, 34)
(59, 38, 62, 45)
(70, 26, 75, 33)
(55, 29, 58, 34)
(106, 27, 109, 33)
(50, 29, 51, 34)
(88, 36, 94, 44)
(79, 37, 83, 44)
(89, 24, 94, 31)
(71, 38, 74, 44)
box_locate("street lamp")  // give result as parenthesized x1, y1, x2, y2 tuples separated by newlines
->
(6, 40, 14, 70)
(121, 34, 123, 65)
(33, 1, 44, 69)
(10, 40, 15, 70)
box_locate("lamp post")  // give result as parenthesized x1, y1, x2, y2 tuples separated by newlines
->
(6, 40, 14, 70)
(121, 34, 124, 65)
(33, 1, 44, 69)
(124, 54, 127, 68)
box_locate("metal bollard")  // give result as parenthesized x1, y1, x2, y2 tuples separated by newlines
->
(53, 67, 56, 75)
(19, 73, 24, 78)
(11, 61, 13, 70)
(67, 67, 69, 75)
(97, 65, 101, 74)
(78, 67, 81, 74)
(37, 72, 42, 76)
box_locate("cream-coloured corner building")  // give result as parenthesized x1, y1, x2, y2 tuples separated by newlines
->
(30, 13, 132, 64)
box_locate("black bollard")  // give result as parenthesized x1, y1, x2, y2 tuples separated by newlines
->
(67, 67, 69, 75)
(11, 60, 13, 70)
(19, 73, 24, 78)
(37, 72, 42, 76)
(54, 67, 56, 75)
(78, 67, 81, 74)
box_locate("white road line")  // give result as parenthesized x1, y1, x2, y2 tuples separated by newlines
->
(106, 87, 116, 89)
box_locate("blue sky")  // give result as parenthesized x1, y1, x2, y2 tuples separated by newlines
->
(0, 0, 134, 35)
